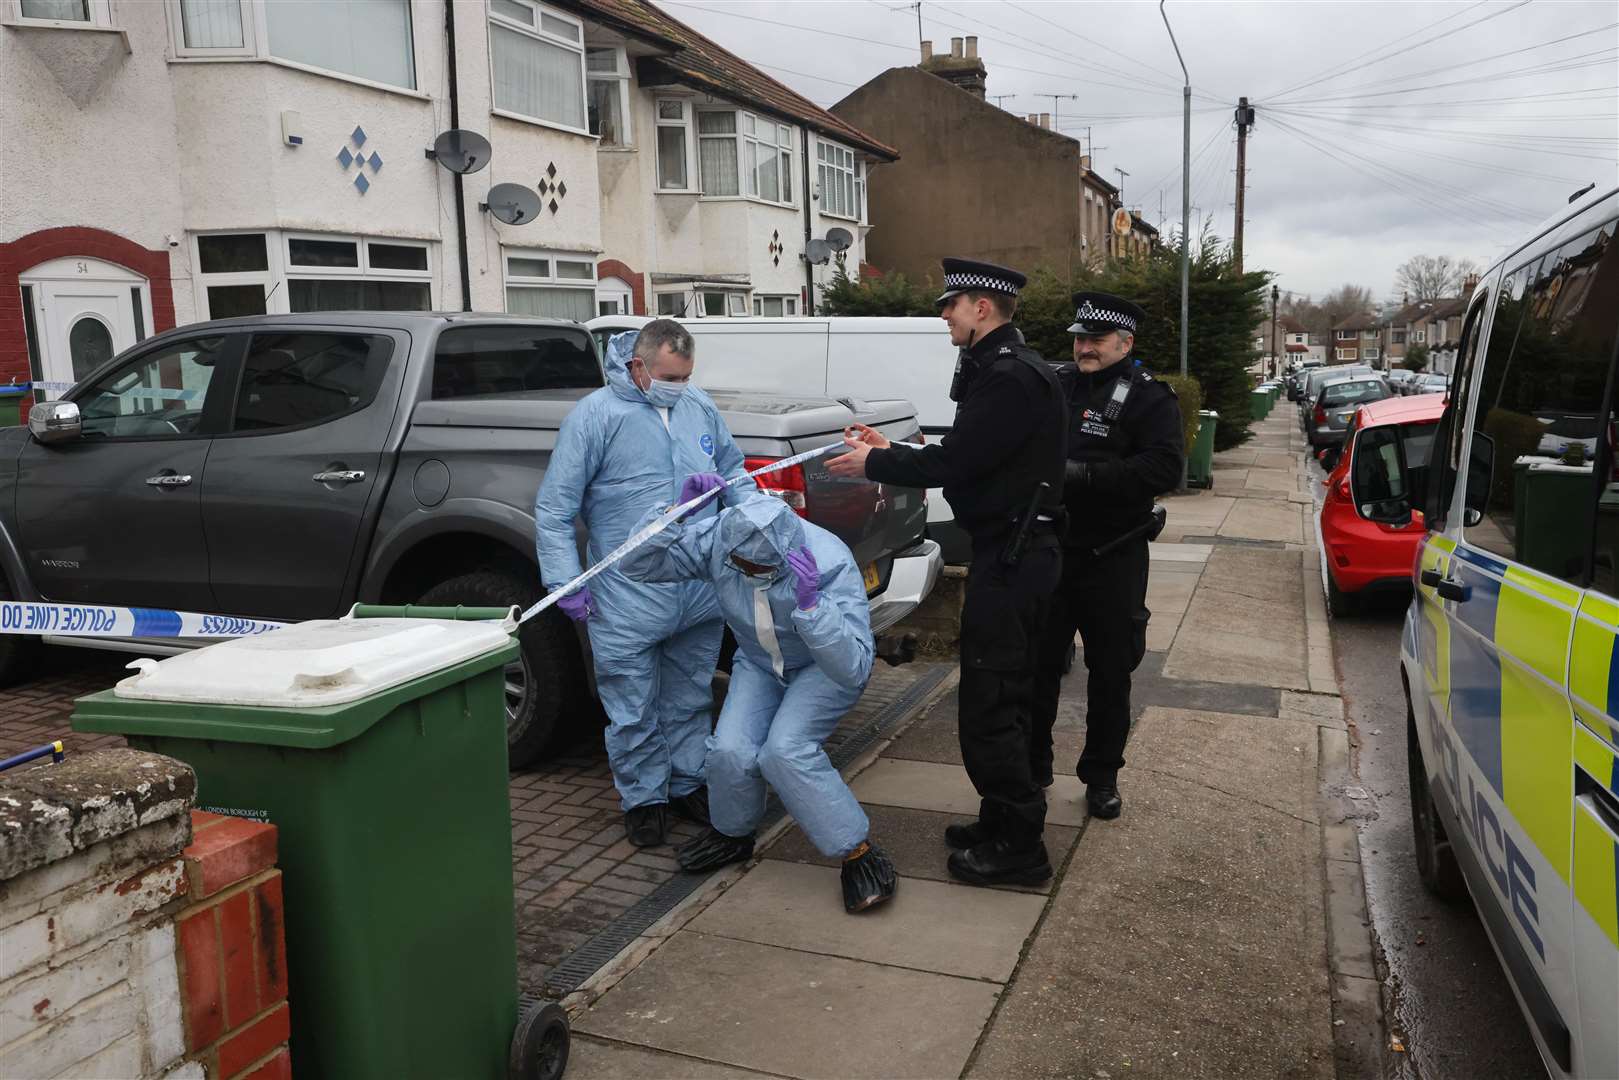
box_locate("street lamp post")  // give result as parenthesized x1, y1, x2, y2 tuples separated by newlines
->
(1160, 0, 1191, 488)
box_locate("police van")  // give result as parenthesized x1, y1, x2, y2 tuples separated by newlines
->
(1400, 182, 1619, 1078)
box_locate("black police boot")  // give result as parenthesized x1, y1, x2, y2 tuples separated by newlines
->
(624, 803, 668, 848)
(676, 827, 755, 872)
(943, 819, 996, 850)
(840, 840, 897, 913)
(946, 837, 1053, 887)
(669, 786, 711, 826)
(1086, 783, 1123, 820)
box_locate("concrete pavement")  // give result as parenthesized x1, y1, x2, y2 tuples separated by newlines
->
(562, 408, 1382, 1079)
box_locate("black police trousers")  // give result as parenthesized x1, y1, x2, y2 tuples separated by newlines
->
(1031, 538, 1151, 788)
(957, 531, 1061, 845)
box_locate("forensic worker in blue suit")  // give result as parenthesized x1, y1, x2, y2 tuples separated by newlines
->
(620, 493, 897, 913)
(535, 320, 754, 848)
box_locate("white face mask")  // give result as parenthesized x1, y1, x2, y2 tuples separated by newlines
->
(645, 378, 687, 408)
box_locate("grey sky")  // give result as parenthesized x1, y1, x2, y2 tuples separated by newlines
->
(654, 0, 1618, 303)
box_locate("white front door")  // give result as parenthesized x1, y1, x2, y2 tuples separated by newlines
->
(22, 258, 150, 399)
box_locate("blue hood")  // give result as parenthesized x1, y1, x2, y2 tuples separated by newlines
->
(717, 496, 806, 573)
(604, 330, 652, 405)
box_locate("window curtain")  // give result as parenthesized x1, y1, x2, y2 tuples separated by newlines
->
(20, 0, 87, 19)
(179, 0, 243, 47)
(266, 0, 415, 89)
(491, 24, 584, 128)
(657, 127, 687, 188)
(507, 286, 594, 322)
(698, 114, 738, 196)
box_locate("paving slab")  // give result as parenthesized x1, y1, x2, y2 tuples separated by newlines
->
(1253, 450, 1296, 470)
(965, 770, 1333, 1080)
(1162, 546, 1309, 690)
(568, 1035, 779, 1079)
(1220, 498, 1305, 544)
(1129, 706, 1319, 824)
(1213, 449, 1261, 467)
(1149, 541, 1212, 563)
(763, 802, 1079, 894)
(1280, 690, 1347, 730)
(687, 860, 1046, 981)
(849, 757, 1089, 827)
(576, 932, 1000, 1080)
(1243, 467, 1298, 493)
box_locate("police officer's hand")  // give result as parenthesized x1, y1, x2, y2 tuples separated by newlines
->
(828, 424, 888, 478)
(843, 422, 891, 450)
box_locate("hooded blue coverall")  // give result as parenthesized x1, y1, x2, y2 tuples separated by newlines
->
(620, 495, 875, 857)
(535, 332, 754, 811)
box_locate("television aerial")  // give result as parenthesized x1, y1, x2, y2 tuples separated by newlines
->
(824, 227, 853, 253)
(481, 183, 542, 225)
(804, 238, 832, 266)
(426, 129, 492, 174)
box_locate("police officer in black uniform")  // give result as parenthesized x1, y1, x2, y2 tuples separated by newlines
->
(1031, 292, 1184, 820)
(830, 258, 1067, 886)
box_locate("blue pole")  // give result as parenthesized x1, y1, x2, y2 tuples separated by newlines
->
(0, 741, 65, 772)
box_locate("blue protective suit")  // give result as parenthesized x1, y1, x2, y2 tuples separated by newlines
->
(620, 496, 875, 856)
(535, 332, 753, 810)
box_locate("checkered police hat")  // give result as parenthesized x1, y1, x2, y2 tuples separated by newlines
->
(1067, 291, 1147, 335)
(935, 257, 1028, 306)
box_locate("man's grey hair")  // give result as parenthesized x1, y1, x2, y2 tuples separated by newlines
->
(633, 318, 694, 363)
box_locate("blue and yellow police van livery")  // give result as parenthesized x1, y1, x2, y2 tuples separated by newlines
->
(1400, 183, 1619, 1080)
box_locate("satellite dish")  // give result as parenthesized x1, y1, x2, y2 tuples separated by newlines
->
(428, 129, 492, 174)
(805, 238, 832, 266)
(481, 183, 542, 225)
(824, 227, 854, 253)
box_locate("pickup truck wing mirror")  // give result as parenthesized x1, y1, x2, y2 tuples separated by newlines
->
(28, 401, 81, 445)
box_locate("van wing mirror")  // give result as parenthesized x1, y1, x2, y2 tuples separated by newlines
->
(28, 400, 81, 444)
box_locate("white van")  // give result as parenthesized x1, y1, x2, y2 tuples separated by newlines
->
(588, 315, 969, 561)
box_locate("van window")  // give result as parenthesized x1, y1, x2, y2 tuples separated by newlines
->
(1428, 290, 1492, 529)
(432, 325, 603, 398)
(1466, 223, 1618, 584)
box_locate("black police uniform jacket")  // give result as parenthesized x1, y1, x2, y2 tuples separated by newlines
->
(865, 323, 1066, 537)
(1058, 357, 1184, 550)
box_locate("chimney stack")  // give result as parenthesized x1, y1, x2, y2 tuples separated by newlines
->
(950, 37, 963, 58)
(1026, 113, 1039, 125)
(920, 39, 932, 61)
(920, 33, 989, 99)
(965, 36, 978, 59)
(1040, 112, 1051, 129)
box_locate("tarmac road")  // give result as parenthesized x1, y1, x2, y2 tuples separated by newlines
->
(1330, 591, 1545, 1079)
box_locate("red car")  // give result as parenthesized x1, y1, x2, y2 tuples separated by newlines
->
(1317, 393, 1446, 615)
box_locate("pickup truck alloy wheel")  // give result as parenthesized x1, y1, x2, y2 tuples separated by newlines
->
(417, 570, 586, 768)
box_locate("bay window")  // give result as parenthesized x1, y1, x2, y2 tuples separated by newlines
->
(505, 250, 597, 321)
(266, 0, 415, 89)
(697, 109, 795, 205)
(192, 231, 433, 318)
(656, 99, 691, 190)
(753, 295, 798, 317)
(817, 140, 863, 220)
(489, 0, 586, 131)
(586, 45, 630, 146)
(698, 111, 740, 196)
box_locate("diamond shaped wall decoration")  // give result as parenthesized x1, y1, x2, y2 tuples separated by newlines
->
(548, 199, 559, 214)
(369, 152, 383, 171)
(546, 162, 557, 179)
(354, 173, 370, 194)
(536, 179, 549, 196)
(351, 126, 367, 147)
(337, 147, 354, 168)
(557, 181, 566, 198)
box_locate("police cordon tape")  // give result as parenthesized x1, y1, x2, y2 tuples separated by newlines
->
(0, 441, 850, 640)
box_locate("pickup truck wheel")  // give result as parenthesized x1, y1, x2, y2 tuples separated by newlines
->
(1407, 707, 1468, 905)
(0, 576, 40, 688)
(416, 571, 585, 769)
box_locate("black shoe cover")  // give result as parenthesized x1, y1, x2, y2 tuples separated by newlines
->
(625, 803, 668, 848)
(943, 819, 995, 850)
(947, 838, 1053, 887)
(670, 786, 711, 826)
(676, 827, 755, 872)
(841, 841, 897, 913)
(1087, 784, 1123, 820)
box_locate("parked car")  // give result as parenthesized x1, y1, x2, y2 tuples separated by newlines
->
(0, 312, 941, 766)
(590, 314, 972, 561)
(1287, 360, 1323, 402)
(1401, 181, 1619, 1079)
(1305, 375, 1390, 450)
(1297, 364, 1374, 424)
(1316, 394, 1443, 614)
(1385, 368, 1418, 394)
(1408, 372, 1450, 396)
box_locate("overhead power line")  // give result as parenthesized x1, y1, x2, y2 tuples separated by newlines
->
(1257, 0, 1489, 99)
(1281, 48, 1619, 105)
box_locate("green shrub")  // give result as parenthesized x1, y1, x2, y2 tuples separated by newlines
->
(819, 265, 936, 316)
(1157, 372, 1203, 456)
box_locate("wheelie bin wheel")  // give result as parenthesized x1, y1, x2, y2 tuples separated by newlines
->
(510, 1000, 571, 1080)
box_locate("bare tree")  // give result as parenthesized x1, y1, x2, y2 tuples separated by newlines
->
(1394, 255, 1481, 302)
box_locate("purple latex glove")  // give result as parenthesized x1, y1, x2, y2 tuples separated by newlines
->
(678, 472, 727, 506)
(786, 546, 820, 610)
(555, 585, 595, 623)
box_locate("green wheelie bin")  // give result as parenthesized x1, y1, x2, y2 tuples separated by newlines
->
(0, 384, 27, 427)
(1187, 410, 1217, 488)
(1250, 388, 1271, 420)
(72, 607, 571, 1080)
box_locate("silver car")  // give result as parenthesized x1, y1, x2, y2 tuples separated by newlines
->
(1298, 364, 1373, 430)
(1307, 376, 1392, 450)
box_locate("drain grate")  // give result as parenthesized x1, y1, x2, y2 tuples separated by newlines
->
(539, 663, 953, 997)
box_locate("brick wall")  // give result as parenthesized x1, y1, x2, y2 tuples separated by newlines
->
(0, 751, 291, 1079)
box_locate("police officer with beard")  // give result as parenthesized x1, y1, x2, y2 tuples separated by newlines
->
(830, 258, 1067, 886)
(1031, 292, 1183, 820)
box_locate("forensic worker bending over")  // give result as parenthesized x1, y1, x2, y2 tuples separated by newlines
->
(620, 492, 897, 914)
(535, 321, 754, 848)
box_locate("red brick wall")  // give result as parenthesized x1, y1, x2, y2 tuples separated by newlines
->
(597, 258, 646, 316)
(175, 812, 292, 1080)
(0, 227, 176, 424)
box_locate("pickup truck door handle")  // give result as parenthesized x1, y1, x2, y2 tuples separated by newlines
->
(1419, 568, 1470, 602)
(145, 473, 193, 488)
(312, 470, 366, 485)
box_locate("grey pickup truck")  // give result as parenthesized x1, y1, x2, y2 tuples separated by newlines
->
(0, 312, 940, 765)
